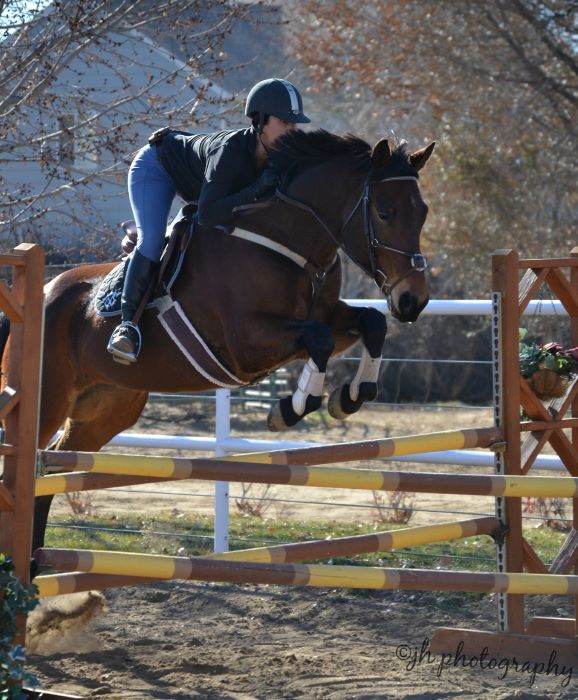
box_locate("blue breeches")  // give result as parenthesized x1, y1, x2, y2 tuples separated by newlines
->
(128, 144, 176, 262)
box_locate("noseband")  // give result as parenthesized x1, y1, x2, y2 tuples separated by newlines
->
(276, 175, 427, 299)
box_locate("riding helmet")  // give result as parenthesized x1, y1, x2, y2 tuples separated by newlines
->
(245, 78, 311, 129)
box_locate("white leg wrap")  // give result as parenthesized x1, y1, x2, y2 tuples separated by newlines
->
(292, 358, 325, 416)
(349, 347, 381, 401)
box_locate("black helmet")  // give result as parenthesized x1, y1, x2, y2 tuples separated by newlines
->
(245, 78, 311, 129)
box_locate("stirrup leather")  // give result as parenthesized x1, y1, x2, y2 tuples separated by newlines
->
(107, 321, 142, 364)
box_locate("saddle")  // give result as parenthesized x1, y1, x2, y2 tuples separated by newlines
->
(94, 205, 196, 318)
(94, 206, 246, 387)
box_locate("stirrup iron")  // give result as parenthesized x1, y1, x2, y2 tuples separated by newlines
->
(107, 321, 142, 365)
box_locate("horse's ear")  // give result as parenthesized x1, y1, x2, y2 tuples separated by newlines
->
(371, 138, 391, 168)
(410, 142, 436, 171)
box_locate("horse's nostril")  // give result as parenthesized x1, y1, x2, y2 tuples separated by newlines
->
(397, 291, 418, 320)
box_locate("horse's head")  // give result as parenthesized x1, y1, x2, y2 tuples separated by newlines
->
(256, 130, 434, 323)
(347, 138, 435, 323)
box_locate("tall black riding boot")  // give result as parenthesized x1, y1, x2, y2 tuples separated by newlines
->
(107, 250, 158, 364)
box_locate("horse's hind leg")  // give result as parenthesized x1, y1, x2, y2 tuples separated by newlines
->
(33, 385, 148, 553)
(267, 320, 334, 431)
(327, 304, 387, 420)
(51, 385, 149, 452)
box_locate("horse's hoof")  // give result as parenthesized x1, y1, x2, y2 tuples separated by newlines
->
(327, 385, 350, 420)
(267, 395, 323, 431)
(267, 402, 288, 431)
(328, 383, 378, 419)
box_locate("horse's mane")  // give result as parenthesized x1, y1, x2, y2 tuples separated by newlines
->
(269, 129, 417, 178)
(269, 129, 371, 170)
(269, 129, 370, 170)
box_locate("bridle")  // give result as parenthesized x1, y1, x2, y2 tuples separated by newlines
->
(342, 175, 427, 295)
(275, 174, 427, 297)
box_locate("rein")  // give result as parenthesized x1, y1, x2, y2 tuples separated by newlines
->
(275, 175, 427, 298)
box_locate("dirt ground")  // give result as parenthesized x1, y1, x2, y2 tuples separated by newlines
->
(27, 584, 577, 699)
(27, 402, 577, 698)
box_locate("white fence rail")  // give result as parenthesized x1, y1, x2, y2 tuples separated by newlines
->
(101, 298, 566, 551)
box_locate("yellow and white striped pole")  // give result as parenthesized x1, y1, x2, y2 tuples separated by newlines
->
(33, 516, 498, 596)
(33, 547, 578, 597)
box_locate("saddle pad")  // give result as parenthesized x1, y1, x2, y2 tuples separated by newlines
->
(93, 258, 161, 318)
(94, 231, 190, 318)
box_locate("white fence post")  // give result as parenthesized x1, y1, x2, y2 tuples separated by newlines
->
(213, 389, 230, 552)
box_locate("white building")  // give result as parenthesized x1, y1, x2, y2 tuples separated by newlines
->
(1, 2, 295, 261)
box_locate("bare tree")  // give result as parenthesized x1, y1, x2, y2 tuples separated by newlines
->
(0, 0, 257, 259)
(289, 0, 578, 296)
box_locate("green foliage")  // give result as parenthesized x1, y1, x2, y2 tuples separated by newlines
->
(45, 512, 565, 575)
(0, 554, 38, 698)
(519, 328, 578, 378)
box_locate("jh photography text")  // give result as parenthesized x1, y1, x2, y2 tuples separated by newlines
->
(395, 637, 573, 687)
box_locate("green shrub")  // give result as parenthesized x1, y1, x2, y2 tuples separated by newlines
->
(0, 554, 38, 699)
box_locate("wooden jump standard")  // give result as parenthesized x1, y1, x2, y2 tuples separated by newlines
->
(429, 248, 578, 666)
(32, 516, 499, 596)
(0, 244, 44, 592)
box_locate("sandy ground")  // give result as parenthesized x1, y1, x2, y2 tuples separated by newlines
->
(27, 402, 577, 698)
(28, 584, 577, 699)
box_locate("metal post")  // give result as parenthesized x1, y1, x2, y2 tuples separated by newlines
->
(492, 249, 525, 633)
(213, 388, 230, 552)
(570, 247, 578, 636)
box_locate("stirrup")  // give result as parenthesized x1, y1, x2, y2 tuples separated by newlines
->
(107, 321, 142, 365)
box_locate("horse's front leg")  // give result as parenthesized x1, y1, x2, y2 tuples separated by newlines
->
(327, 304, 387, 420)
(267, 320, 334, 431)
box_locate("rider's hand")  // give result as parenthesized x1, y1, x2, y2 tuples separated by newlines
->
(254, 166, 282, 199)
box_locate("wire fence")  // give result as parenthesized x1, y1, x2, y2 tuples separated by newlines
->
(23, 268, 569, 559)
(47, 374, 570, 567)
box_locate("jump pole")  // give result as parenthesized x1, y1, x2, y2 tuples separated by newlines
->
(39, 425, 502, 471)
(35, 461, 578, 499)
(33, 516, 499, 596)
(36, 425, 504, 503)
(32, 548, 578, 597)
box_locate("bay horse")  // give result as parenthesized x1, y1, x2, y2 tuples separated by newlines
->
(1, 129, 434, 551)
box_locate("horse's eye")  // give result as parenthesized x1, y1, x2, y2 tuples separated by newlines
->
(378, 207, 395, 222)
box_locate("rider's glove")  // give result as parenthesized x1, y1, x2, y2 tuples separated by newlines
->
(252, 166, 282, 199)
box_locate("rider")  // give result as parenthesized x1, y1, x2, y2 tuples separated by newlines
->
(107, 78, 311, 364)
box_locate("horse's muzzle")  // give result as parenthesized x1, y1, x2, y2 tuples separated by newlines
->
(389, 291, 429, 323)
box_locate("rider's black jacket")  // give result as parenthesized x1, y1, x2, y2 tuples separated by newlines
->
(155, 127, 265, 228)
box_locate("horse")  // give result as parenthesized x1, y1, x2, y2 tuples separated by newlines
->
(0, 128, 434, 552)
